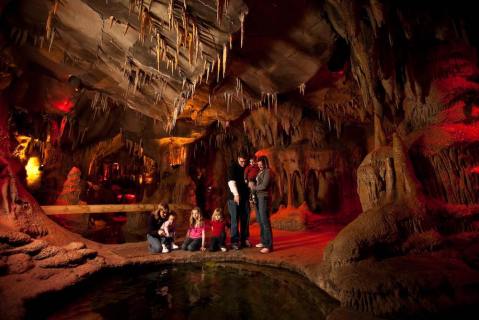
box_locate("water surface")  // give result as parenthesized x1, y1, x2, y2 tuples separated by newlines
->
(27, 263, 338, 320)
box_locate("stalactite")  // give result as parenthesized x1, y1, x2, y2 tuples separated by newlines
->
(299, 83, 306, 95)
(206, 61, 211, 81)
(168, 0, 174, 30)
(45, 0, 60, 42)
(187, 32, 193, 65)
(239, 10, 247, 48)
(235, 77, 243, 97)
(80, 127, 88, 144)
(222, 44, 227, 79)
(224, 92, 233, 113)
(216, 0, 227, 25)
(139, 7, 151, 44)
(217, 54, 221, 82)
(48, 29, 55, 52)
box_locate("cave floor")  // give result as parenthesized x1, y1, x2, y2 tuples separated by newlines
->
(106, 214, 344, 279)
(1, 214, 345, 320)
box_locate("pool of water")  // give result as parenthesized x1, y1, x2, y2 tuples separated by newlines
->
(27, 263, 338, 320)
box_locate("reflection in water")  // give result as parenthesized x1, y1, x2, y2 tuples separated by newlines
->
(28, 263, 338, 320)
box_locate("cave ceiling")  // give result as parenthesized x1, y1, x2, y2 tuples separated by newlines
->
(3, 0, 359, 145)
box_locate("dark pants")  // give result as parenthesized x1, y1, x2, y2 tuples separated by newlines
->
(161, 236, 173, 249)
(227, 198, 250, 245)
(181, 237, 202, 251)
(209, 231, 226, 251)
(256, 195, 273, 250)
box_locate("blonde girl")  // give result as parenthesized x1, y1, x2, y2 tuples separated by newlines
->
(209, 208, 228, 252)
(181, 207, 206, 251)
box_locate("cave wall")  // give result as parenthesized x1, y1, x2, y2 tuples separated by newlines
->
(316, 0, 479, 316)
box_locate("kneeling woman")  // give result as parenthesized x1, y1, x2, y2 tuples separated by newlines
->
(147, 203, 169, 253)
(249, 156, 273, 253)
(182, 207, 206, 251)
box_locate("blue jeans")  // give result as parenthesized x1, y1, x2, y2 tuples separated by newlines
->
(227, 198, 250, 245)
(147, 234, 162, 253)
(256, 195, 273, 249)
(181, 238, 202, 251)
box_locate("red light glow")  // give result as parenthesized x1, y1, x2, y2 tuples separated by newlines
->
(52, 99, 74, 112)
(470, 166, 479, 174)
(125, 194, 136, 201)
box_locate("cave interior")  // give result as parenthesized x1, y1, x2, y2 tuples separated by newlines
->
(1, 0, 479, 319)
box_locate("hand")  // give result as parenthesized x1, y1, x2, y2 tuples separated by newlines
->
(158, 230, 165, 236)
(234, 194, 240, 205)
(248, 181, 254, 189)
(201, 246, 206, 252)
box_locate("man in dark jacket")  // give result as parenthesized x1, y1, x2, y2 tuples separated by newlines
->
(227, 153, 250, 249)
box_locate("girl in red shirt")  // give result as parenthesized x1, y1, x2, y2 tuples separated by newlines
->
(209, 208, 228, 252)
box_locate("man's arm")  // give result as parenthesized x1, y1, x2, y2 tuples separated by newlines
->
(228, 180, 239, 196)
(227, 164, 240, 204)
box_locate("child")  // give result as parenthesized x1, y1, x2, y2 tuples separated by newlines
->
(159, 212, 179, 253)
(244, 158, 259, 207)
(181, 207, 206, 252)
(209, 208, 227, 252)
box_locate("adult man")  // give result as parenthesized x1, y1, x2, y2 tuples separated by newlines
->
(227, 153, 250, 250)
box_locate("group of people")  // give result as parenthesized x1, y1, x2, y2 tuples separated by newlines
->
(147, 203, 227, 253)
(147, 154, 273, 254)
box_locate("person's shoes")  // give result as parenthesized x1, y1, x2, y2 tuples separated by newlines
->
(220, 247, 228, 252)
(260, 248, 270, 254)
(243, 240, 252, 248)
(171, 243, 179, 250)
(161, 245, 170, 253)
(231, 243, 240, 250)
(255, 243, 264, 248)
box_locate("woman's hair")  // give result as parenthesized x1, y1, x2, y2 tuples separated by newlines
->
(257, 156, 269, 169)
(189, 207, 204, 227)
(158, 202, 169, 213)
(212, 208, 223, 221)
